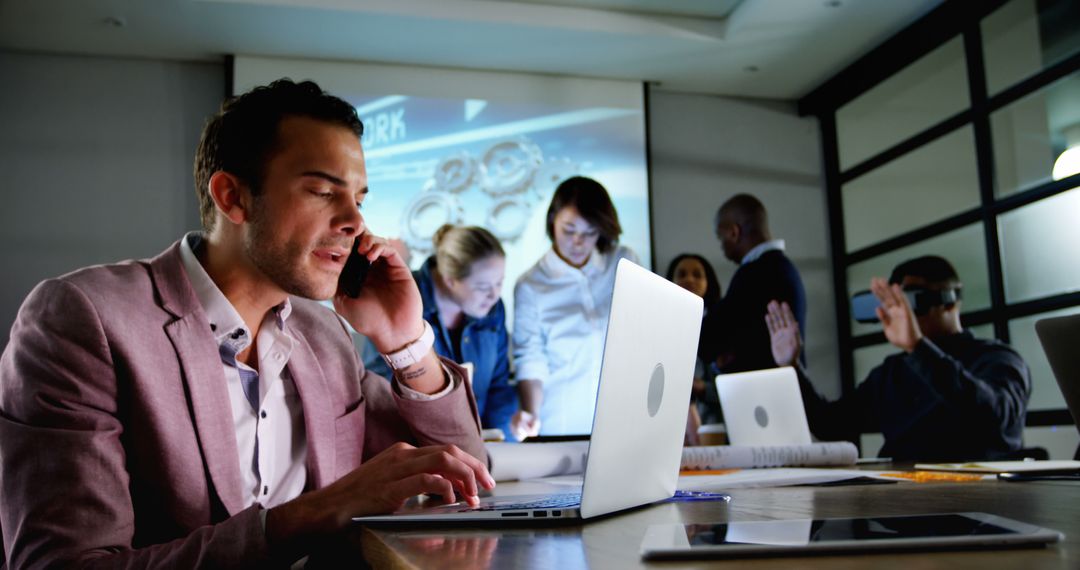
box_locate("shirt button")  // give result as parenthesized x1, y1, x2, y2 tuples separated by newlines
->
(263, 486, 269, 495)
(274, 352, 284, 362)
(261, 410, 267, 419)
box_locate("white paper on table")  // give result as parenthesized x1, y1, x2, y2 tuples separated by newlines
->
(486, 441, 590, 482)
(677, 468, 887, 491)
(681, 441, 858, 471)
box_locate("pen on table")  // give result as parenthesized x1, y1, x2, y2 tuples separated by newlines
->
(881, 471, 987, 483)
(680, 469, 741, 476)
(998, 471, 1080, 482)
(667, 491, 733, 503)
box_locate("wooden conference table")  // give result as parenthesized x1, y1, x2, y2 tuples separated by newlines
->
(350, 470, 1079, 569)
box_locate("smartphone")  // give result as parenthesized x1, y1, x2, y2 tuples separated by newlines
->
(639, 513, 1062, 560)
(338, 237, 370, 298)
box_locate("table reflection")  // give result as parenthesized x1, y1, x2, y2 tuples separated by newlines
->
(385, 529, 587, 570)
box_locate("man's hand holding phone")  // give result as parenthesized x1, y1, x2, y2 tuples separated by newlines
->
(333, 231, 425, 354)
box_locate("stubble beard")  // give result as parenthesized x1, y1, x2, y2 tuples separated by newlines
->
(245, 197, 334, 300)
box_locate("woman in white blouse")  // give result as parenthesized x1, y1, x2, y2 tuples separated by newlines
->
(510, 176, 638, 438)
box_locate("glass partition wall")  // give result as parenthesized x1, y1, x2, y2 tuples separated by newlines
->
(799, 0, 1080, 454)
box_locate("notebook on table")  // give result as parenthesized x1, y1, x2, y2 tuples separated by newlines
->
(354, 258, 703, 523)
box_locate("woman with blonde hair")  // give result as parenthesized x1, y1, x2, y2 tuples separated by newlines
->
(366, 224, 517, 438)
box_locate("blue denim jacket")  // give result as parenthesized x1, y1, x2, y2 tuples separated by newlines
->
(364, 256, 518, 438)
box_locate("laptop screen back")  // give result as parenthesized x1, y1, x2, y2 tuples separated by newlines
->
(715, 367, 812, 446)
(579, 259, 703, 519)
(1035, 314, 1080, 439)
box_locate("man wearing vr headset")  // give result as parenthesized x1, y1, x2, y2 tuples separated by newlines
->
(766, 255, 1031, 462)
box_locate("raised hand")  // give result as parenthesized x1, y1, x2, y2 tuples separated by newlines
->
(870, 278, 923, 353)
(765, 300, 802, 367)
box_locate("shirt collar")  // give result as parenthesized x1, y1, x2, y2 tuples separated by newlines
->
(540, 247, 609, 279)
(179, 232, 292, 346)
(741, 239, 786, 265)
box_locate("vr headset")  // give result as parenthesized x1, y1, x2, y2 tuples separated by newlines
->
(851, 287, 962, 324)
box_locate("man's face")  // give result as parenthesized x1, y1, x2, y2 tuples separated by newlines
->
(715, 215, 739, 263)
(243, 116, 368, 300)
(900, 275, 960, 339)
(444, 255, 505, 319)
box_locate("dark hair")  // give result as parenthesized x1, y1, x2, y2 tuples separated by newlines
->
(889, 255, 961, 288)
(665, 253, 722, 306)
(194, 79, 364, 231)
(715, 194, 769, 240)
(545, 176, 622, 254)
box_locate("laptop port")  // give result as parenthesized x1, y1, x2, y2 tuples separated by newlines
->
(552, 510, 562, 517)
(501, 512, 528, 517)
(533, 511, 547, 518)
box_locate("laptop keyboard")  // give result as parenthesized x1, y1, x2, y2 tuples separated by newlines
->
(456, 492, 582, 512)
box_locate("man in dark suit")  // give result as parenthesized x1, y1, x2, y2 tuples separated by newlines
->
(700, 194, 807, 373)
(0, 79, 493, 567)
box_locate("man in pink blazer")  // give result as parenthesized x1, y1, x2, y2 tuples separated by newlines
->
(0, 79, 494, 568)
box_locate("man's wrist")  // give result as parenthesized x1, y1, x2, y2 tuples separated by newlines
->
(902, 333, 924, 353)
(396, 359, 455, 398)
(392, 350, 449, 395)
(379, 321, 434, 371)
(370, 320, 427, 355)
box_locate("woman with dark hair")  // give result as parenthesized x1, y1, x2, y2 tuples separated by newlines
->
(666, 254, 725, 433)
(510, 176, 639, 438)
(666, 254, 721, 309)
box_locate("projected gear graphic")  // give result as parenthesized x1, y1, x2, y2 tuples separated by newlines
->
(532, 157, 580, 200)
(398, 137, 582, 254)
(485, 196, 531, 243)
(433, 151, 476, 194)
(401, 190, 465, 255)
(480, 138, 543, 198)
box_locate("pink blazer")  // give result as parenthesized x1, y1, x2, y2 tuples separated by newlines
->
(0, 242, 485, 568)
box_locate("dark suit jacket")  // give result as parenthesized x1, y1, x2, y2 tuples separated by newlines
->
(797, 332, 1031, 462)
(700, 249, 807, 373)
(0, 241, 485, 568)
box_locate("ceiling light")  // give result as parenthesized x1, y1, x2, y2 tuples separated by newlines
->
(1052, 146, 1080, 181)
(1053, 124, 1080, 181)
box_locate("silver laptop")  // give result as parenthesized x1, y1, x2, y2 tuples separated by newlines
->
(1035, 313, 1080, 459)
(355, 258, 702, 522)
(715, 367, 812, 446)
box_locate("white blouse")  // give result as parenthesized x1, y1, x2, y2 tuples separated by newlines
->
(512, 245, 638, 435)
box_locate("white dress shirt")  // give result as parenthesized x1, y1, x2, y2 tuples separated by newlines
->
(180, 233, 455, 511)
(180, 234, 307, 509)
(512, 245, 638, 435)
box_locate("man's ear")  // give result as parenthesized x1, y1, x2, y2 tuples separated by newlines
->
(728, 222, 742, 243)
(207, 171, 250, 226)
